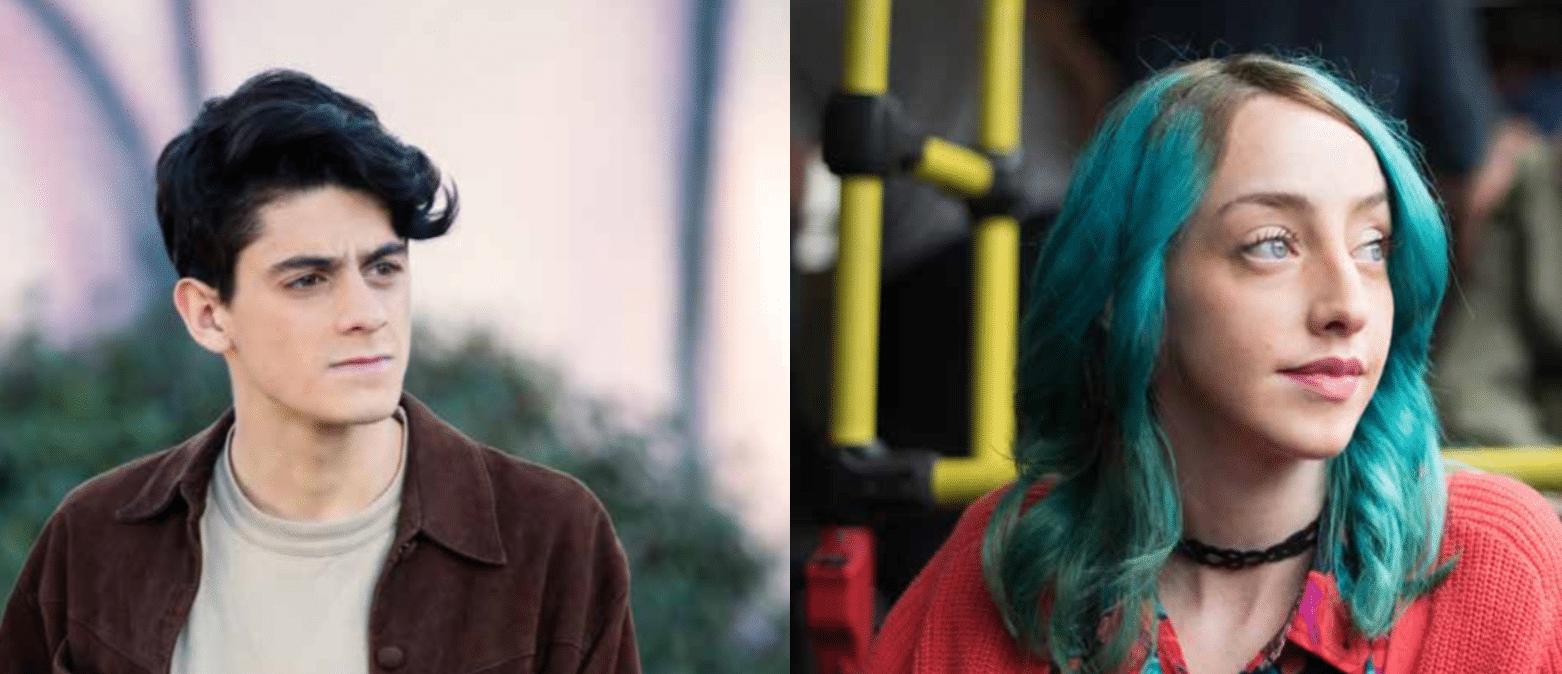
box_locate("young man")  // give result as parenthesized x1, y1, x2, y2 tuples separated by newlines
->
(0, 70, 640, 673)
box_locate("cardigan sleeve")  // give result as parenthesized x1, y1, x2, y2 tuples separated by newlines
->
(1416, 471, 1562, 673)
(869, 486, 1013, 672)
(869, 482, 1068, 674)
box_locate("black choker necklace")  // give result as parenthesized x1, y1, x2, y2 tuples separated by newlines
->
(1175, 516, 1320, 570)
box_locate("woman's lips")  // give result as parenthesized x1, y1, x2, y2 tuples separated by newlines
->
(1284, 372, 1358, 401)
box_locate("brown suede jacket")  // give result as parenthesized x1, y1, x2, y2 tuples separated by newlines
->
(0, 393, 639, 673)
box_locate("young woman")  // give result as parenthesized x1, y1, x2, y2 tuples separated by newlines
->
(869, 54, 1562, 673)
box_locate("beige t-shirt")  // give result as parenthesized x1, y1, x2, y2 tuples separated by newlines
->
(170, 407, 407, 674)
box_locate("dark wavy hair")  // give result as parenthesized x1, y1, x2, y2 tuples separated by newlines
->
(155, 69, 458, 303)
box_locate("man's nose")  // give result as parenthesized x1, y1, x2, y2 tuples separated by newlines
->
(336, 270, 388, 333)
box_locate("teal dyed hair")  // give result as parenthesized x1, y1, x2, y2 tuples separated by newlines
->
(982, 54, 1458, 672)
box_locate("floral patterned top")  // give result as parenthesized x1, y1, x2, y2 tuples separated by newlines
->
(1143, 554, 1380, 674)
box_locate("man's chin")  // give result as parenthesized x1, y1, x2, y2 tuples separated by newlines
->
(293, 387, 403, 426)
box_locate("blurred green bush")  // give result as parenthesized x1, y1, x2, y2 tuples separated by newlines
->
(0, 307, 786, 672)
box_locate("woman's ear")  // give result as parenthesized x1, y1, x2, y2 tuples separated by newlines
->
(172, 278, 233, 355)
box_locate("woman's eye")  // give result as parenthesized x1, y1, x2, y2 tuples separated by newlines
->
(1244, 237, 1293, 260)
(1354, 237, 1389, 262)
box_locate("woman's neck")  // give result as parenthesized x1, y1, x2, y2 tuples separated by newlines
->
(1156, 406, 1329, 621)
(1176, 446, 1327, 551)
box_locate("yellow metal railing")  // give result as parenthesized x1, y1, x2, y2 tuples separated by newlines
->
(830, 0, 1026, 506)
(910, 137, 992, 197)
(1442, 449, 1562, 490)
(829, 0, 893, 448)
(931, 0, 1023, 506)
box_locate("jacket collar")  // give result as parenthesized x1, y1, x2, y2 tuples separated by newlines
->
(112, 392, 507, 566)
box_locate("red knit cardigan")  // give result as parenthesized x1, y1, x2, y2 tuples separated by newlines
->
(868, 471, 1562, 673)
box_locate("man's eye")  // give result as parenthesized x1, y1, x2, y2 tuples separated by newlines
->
(286, 274, 324, 289)
(1244, 236, 1293, 260)
(371, 261, 403, 276)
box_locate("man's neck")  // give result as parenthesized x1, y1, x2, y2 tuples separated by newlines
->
(227, 398, 403, 522)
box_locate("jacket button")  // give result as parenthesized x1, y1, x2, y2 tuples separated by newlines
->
(377, 645, 406, 669)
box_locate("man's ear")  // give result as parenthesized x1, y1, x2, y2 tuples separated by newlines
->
(172, 278, 233, 355)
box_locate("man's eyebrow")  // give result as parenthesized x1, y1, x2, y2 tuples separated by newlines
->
(363, 241, 409, 264)
(1216, 190, 1389, 216)
(266, 241, 408, 277)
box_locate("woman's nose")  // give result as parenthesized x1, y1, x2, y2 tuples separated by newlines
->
(1307, 251, 1370, 338)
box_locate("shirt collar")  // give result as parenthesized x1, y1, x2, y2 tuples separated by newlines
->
(1143, 512, 1381, 674)
(1282, 567, 1376, 672)
(112, 392, 507, 566)
(1141, 566, 1376, 674)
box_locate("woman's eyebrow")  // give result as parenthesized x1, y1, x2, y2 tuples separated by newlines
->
(1216, 190, 1388, 216)
(1352, 190, 1389, 213)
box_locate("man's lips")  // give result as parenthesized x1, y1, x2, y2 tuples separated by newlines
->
(332, 355, 392, 368)
(1280, 357, 1364, 402)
